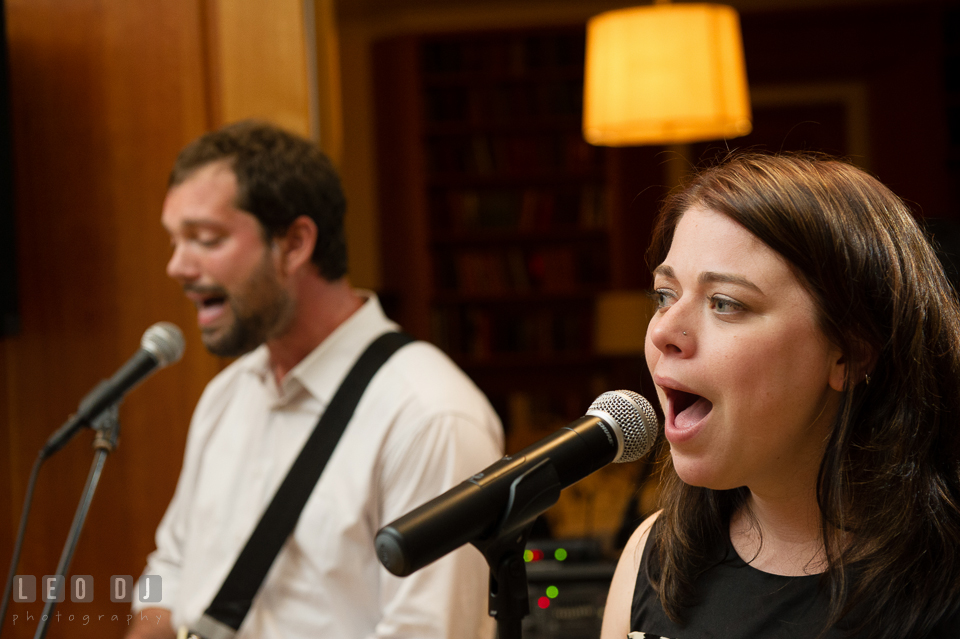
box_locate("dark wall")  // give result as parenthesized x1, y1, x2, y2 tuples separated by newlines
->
(0, 0, 17, 336)
(740, 3, 951, 219)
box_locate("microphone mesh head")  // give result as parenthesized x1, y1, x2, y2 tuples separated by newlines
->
(587, 390, 658, 463)
(141, 322, 186, 367)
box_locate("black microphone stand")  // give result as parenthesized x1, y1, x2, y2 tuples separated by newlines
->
(471, 459, 563, 639)
(33, 405, 121, 639)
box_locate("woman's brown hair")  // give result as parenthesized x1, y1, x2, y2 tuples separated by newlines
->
(646, 153, 960, 637)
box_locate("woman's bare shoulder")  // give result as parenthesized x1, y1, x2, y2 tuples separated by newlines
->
(599, 511, 662, 639)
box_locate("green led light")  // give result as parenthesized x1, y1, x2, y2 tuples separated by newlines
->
(554, 548, 568, 561)
(546, 585, 559, 599)
(523, 550, 533, 562)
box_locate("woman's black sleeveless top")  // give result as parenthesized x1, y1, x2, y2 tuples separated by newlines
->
(630, 521, 960, 639)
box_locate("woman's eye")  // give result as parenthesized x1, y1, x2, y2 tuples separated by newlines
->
(648, 289, 675, 309)
(710, 296, 743, 314)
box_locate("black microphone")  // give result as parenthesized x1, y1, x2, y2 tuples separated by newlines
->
(41, 322, 185, 459)
(375, 390, 658, 577)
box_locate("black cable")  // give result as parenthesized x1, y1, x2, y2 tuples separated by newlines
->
(0, 453, 45, 638)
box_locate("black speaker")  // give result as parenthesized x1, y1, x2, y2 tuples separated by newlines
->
(522, 538, 615, 639)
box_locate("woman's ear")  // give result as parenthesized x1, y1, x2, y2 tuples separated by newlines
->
(828, 348, 847, 393)
(857, 347, 879, 390)
(274, 215, 318, 276)
(829, 340, 878, 392)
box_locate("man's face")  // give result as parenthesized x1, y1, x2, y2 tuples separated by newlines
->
(162, 161, 294, 357)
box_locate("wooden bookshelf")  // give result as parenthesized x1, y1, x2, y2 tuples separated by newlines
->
(373, 27, 659, 461)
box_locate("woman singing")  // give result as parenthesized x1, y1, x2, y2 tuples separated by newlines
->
(602, 153, 960, 638)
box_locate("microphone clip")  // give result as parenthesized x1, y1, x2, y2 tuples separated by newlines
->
(470, 458, 563, 639)
(484, 458, 561, 543)
(91, 403, 121, 453)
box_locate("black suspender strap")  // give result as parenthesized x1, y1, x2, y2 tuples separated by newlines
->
(188, 331, 415, 639)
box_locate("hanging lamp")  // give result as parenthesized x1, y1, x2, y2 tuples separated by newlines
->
(583, 1, 752, 146)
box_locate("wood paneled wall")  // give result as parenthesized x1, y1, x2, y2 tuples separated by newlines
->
(0, 1, 313, 637)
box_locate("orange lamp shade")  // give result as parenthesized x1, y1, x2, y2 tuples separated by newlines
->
(583, 3, 752, 146)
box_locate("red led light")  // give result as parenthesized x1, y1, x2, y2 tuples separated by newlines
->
(538, 596, 550, 609)
(531, 549, 544, 561)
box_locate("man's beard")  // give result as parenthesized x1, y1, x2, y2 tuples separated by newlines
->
(200, 256, 295, 358)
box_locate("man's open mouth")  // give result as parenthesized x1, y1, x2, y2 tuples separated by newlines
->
(185, 287, 229, 325)
(197, 294, 226, 310)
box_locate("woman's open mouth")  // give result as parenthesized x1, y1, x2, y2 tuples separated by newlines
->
(667, 388, 713, 431)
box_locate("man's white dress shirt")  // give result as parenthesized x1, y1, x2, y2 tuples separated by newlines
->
(135, 295, 503, 638)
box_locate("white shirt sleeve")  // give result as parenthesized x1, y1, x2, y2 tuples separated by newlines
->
(132, 440, 194, 618)
(373, 410, 502, 639)
(131, 373, 231, 626)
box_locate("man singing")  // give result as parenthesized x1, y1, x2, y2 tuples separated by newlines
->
(127, 121, 503, 639)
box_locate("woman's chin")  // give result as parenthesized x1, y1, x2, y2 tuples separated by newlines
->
(671, 456, 741, 491)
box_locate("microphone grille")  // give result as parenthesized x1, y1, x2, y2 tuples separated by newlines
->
(587, 390, 658, 463)
(141, 322, 186, 367)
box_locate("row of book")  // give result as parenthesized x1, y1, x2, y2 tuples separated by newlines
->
(435, 247, 609, 295)
(425, 132, 600, 177)
(422, 79, 583, 124)
(507, 390, 598, 432)
(421, 32, 585, 77)
(429, 185, 606, 232)
(430, 306, 592, 358)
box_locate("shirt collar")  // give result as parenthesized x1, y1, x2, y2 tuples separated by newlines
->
(237, 291, 399, 407)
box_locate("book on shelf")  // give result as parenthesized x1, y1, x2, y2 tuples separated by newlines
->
(471, 134, 495, 175)
(434, 186, 606, 234)
(420, 31, 584, 78)
(455, 251, 508, 295)
(443, 189, 522, 230)
(452, 247, 593, 295)
(527, 248, 577, 293)
(564, 131, 597, 171)
(579, 185, 606, 229)
(434, 306, 593, 358)
(505, 249, 532, 293)
(427, 130, 599, 179)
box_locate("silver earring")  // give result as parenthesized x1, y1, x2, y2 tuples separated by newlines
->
(682, 331, 687, 336)
(865, 373, 871, 386)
